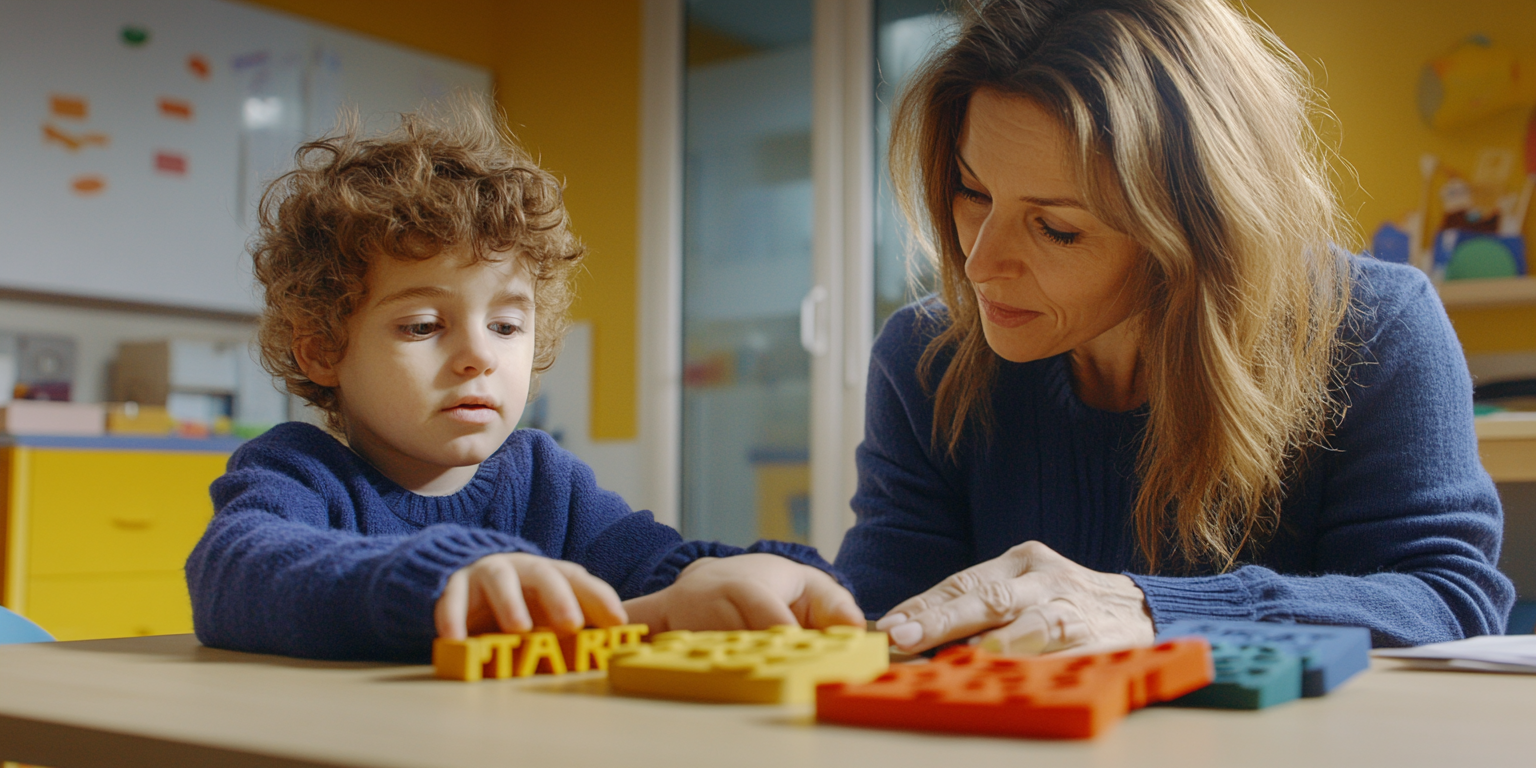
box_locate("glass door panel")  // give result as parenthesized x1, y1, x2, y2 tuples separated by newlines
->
(681, 0, 815, 545)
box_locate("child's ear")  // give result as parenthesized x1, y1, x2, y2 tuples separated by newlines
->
(293, 337, 341, 388)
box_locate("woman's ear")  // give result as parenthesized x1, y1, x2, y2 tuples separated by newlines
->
(293, 337, 341, 388)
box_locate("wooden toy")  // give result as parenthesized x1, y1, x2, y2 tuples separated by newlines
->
(815, 639, 1213, 739)
(608, 625, 888, 704)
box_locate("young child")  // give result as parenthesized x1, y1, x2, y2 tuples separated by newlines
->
(186, 102, 861, 661)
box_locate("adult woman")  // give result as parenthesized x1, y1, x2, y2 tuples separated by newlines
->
(835, 0, 1513, 654)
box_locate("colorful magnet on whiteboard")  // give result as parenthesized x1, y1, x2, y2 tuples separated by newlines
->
(158, 97, 194, 120)
(50, 95, 88, 120)
(154, 151, 188, 176)
(120, 25, 150, 46)
(71, 176, 106, 196)
(188, 54, 210, 79)
(43, 124, 109, 152)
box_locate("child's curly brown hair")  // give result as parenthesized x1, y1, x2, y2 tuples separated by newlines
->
(251, 98, 585, 432)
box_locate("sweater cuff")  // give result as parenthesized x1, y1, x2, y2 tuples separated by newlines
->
(372, 525, 542, 656)
(745, 540, 857, 597)
(1126, 572, 1256, 632)
(639, 539, 748, 595)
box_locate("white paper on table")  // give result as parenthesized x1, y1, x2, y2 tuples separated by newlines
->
(1373, 635, 1536, 674)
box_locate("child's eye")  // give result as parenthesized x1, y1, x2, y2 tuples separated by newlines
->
(1036, 218, 1079, 246)
(489, 321, 523, 337)
(400, 321, 441, 338)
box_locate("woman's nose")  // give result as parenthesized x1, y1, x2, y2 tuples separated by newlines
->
(963, 212, 1026, 285)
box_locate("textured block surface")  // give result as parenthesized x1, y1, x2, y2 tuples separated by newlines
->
(608, 625, 888, 704)
(1157, 619, 1370, 696)
(1164, 643, 1301, 710)
(815, 639, 1213, 739)
(433, 625, 648, 682)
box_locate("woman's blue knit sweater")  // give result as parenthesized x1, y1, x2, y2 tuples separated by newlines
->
(835, 257, 1513, 646)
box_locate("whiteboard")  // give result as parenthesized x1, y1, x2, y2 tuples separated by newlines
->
(0, 0, 492, 313)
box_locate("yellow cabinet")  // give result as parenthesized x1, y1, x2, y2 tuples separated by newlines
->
(0, 439, 234, 641)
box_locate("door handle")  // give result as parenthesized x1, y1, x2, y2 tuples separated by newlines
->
(800, 285, 829, 356)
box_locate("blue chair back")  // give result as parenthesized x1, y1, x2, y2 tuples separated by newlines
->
(0, 606, 53, 643)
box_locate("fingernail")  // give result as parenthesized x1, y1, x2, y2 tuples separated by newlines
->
(889, 621, 923, 648)
(874, 613, 906, 631)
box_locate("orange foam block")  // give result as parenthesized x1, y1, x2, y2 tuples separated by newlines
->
(816, 638, 1213, 739)
(433, 625, 648, 682)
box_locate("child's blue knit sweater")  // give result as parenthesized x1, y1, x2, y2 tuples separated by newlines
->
(187, 424, 832, 661)
(835, 257, 1514, 645)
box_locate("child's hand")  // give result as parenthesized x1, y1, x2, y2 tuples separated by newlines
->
(434, 553, 627, 640)
(621, 553, 863, 633)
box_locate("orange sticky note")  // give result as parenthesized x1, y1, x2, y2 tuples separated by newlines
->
(50, 94, 88, 120)
(154, 151, 187, 175)
(158, 97, 193, 120)
(187, 54, 210, 79)
(71, 176, 106, 195)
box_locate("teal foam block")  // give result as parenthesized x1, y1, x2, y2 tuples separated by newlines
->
(1156, 620, 1371, 697)
(1164, 643, 1301, 710)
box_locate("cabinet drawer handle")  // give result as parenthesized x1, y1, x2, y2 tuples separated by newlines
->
(110, 518, 153, 531)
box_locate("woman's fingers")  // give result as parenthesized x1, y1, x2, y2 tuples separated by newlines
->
(887, 574, 1050, 652)
(877, 543, 1050, 632)
(976, 600, 1087, 655)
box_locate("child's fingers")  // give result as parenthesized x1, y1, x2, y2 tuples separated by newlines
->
(797, 572, 865, 629)
(725, 582, 800, 629)
(515, 559, 585, 634)
(553, 562, 627, 627)
(435, 570, 470, 640)
(477, 557, 534, 634)
(619, 593, 668, 634)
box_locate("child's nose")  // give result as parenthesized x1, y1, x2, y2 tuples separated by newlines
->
(452, 329, 498, 375)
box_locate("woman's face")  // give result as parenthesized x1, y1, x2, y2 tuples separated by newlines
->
(953, 88, 1143, 364)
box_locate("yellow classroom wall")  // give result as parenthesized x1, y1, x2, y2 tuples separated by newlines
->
(238, 0, 642, 440)
(1246, 0, 1536, 353)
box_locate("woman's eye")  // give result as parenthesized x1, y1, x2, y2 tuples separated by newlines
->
(490, 321, 523, 336)
(956, 184, 991, 205)
(1036, 218, 1080, 245)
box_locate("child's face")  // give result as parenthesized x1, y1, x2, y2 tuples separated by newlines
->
(307, 247, 536, 493)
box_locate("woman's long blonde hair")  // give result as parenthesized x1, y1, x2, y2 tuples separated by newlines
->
(892, 0, 1352, 572)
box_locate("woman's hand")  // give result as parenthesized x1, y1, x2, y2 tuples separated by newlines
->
(874, 541, 1154, 654)
(622, 554, 864, 633)
(434, 553, 627, 640)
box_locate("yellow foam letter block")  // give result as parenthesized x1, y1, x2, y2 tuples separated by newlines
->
(517, 631, 569, 677)
(433, 637, 491, 682)
(434, 624, 651, 682)
(607, 625, 889, 704)
(566, 628, 613, 672)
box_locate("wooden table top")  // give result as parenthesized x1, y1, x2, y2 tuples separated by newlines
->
(0, 634, 1531, 768)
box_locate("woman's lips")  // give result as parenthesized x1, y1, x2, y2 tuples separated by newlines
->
(977, 294, 1042, 328)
